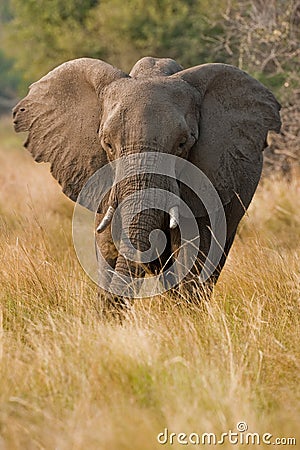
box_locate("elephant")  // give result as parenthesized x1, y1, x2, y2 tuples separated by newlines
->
(13, 56, 281, 314)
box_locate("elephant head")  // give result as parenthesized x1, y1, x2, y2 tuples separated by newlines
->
(13, 56, 281, 301)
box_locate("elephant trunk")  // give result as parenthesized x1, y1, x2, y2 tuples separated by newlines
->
(106, 152, 180, 298)
(97, 170, 180, 234)
(97, 203, 179, 233)
(112, 205, 159, 296)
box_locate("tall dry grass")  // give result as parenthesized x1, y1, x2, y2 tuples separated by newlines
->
(0, 115, 299, 449)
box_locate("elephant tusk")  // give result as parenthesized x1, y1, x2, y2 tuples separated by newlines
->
(169, 206, 179, 229)
(96, 206, 115, 233)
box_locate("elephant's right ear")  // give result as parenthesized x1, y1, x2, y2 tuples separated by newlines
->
(13, 58, 127, 202)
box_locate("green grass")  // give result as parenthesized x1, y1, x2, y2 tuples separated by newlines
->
(0, 116, 299, 449)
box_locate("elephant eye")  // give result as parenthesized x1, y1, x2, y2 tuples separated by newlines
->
(102, 140, 114, 154)
(178, 137, 187, 149)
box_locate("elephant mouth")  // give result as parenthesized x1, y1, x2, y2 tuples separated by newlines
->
(96, 157, 181, 234)
(97, 204, 179, 233)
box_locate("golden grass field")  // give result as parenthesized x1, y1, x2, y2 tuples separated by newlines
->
(0, 115, 299, 449)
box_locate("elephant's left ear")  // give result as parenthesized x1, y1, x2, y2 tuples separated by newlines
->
(172, 64, 281, 213)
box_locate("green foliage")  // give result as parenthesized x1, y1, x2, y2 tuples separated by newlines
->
(0, 0, 12, 22)
(2, 0, 227, 89)
(0, 0, 299, 101)
(2, 0, 102, 92)
(87, 0, 215, 69)
(0, 50, 20, 97)
(0, 0, 20, 100)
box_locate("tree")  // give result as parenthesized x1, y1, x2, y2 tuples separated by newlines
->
(3, 0, 101, 91)
(3, 0, 299, 100)
(85, 0, 228, 69)
(3, 0, 227, 90)
(219, 0, 300, 97)
(0, 0, 21, 103)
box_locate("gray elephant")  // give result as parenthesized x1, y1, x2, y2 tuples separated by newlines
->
(13, 56, 281, 312)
